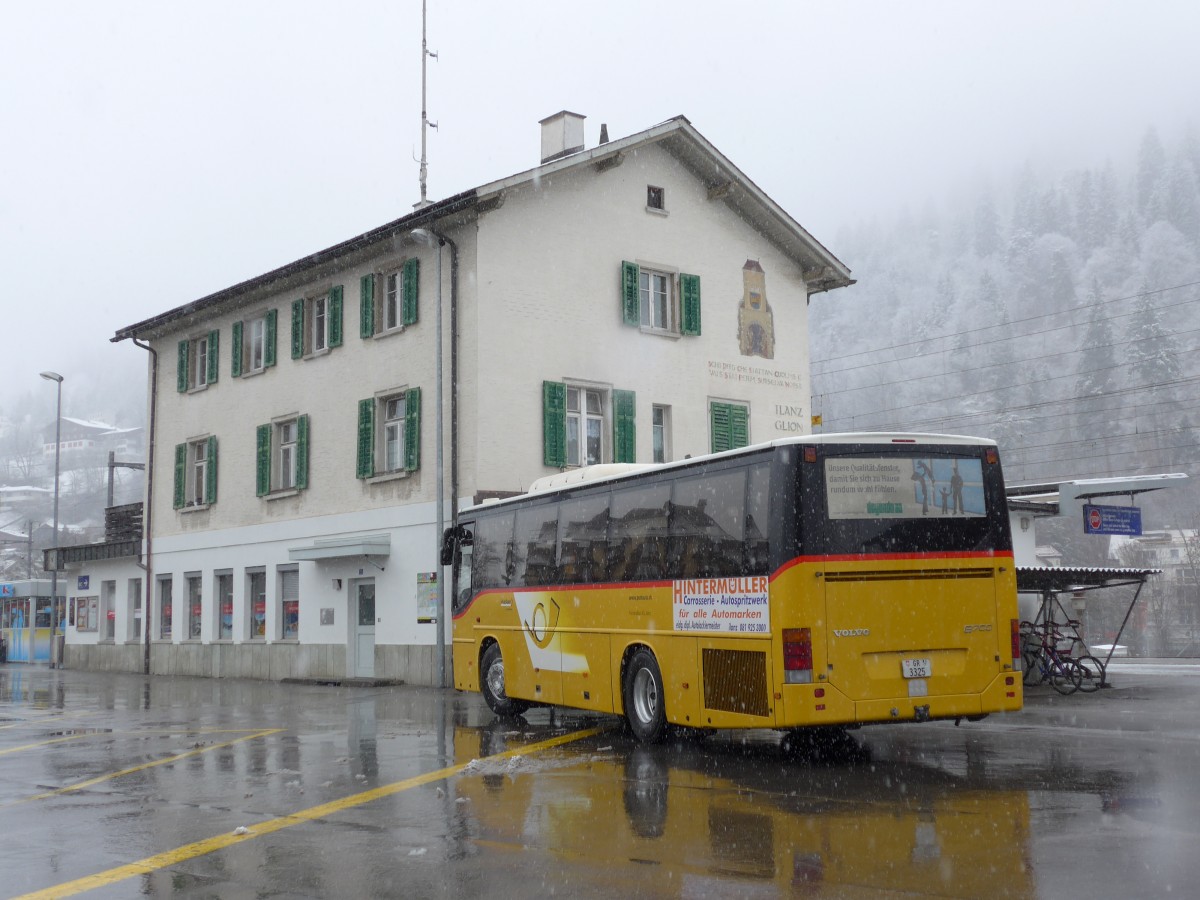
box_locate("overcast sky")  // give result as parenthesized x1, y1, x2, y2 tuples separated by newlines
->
(3, 0, 1198, 420)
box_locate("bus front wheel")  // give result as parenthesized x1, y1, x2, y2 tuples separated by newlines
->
(480, 643, 530, 718)
(624, 649, 668, 744)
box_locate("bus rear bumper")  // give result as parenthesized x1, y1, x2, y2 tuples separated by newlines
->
(854, 674, 1023, 723)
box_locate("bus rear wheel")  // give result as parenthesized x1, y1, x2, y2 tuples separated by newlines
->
(624, 649, 668, 744)
(480, 643, 530, 718)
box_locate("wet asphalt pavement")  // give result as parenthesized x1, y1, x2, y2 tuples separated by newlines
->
(2, 660, 1199, 899)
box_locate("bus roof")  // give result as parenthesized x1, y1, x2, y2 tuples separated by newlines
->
(465, 432, 998, 515)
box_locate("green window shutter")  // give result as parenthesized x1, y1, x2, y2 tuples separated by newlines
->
(402, 257, 420, 326)
(205, 435, 218, 505)
(173, 443, 186, 509)
(542, 380, 566, 467)
(206, 329, 220, 383)
(404, 387, 421, 471)
(264, 309, 277, 367)
(730, 404, 749, 449)
(621, 261, 640, 326)
(290, 298, 305, 359)
(613, 389, 636, 463)
(329, 286, 343, 347)
(255, 424, 271, 497)
(356, 398, 375, 479)
(360, 274, 376, 338)
(711, 402, 731, 454)
(231, 321, 243, 378)
(295, 415, 309, 490)
(177, 341, 189, 393)
(680, 273, 702, 336)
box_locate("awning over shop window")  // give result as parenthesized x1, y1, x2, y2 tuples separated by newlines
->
(288, 534, 391, 562)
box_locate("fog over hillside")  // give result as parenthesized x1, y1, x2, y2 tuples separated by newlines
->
(811, 123, 1200, 555)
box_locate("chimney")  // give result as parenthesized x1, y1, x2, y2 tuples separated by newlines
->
(599, 123, 609, 144)
(539, 110, 586, 164)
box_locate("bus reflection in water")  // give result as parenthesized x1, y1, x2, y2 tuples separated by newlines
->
(444, 434, 1022, 744)
(453, 726, 1034, 897)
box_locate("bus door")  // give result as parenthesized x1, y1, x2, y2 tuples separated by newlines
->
(816, 452, 1003, 709)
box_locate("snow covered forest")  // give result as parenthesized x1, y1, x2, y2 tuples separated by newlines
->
(811, 124, 1200, 548)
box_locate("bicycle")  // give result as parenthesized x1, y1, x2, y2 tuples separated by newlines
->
(1020, 621, 1084, 694)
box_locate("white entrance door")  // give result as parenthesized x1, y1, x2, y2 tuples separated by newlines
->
(355, 581, 376, 678)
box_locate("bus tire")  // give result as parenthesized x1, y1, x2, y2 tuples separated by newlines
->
(624, 648, 668, 744)
(480, 643, 530, 718)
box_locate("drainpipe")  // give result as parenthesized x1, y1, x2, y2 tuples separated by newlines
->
(418, 227, 458, 688)
(134, 338, 157, 676)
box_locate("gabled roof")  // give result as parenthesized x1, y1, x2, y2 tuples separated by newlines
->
(113, 116, 852, 343)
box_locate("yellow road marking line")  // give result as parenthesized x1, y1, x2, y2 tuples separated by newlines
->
(0, 733, 94, 755)
(15, 725, 607, 900)
(0, 710, 101, 731)
(1, 728, 284, 808)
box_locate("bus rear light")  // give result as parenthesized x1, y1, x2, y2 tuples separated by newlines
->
(1010, 619, 1021, 670)
(814, 687, 825, 698)
(803, 446, 818, 463)
(783, 628, 813, 684)
(986, 448, 999, 464)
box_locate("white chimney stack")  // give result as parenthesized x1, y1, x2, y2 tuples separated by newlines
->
(539, 110, 586, 164)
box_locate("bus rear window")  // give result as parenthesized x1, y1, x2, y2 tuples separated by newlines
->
(810, 450, 1008, 557)
(824, 456, 986, 519)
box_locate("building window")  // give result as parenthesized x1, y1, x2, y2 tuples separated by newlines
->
(279, 567, 299, 640)
(158, 576, 173, 641)
(128, 578, 142, 641)
(620, 262, 701, 336)
(640, 270, 672, 331)
(652, 405, 670, 463)
(256, 415, 309, 496)
(75, 596, 98, 632)
(186, 573, 202, 641)
(216, 571, 233, 640)
(361, 259, 419, 338)
(232, 311, 277, 377)
(567, 386, 604, 467)
(278, 420, 298, 490)
(356, 389, 421, 479)
(247, 570, 266, 640)
(647, 185, 665, 211)
(173, 436, 217, 509)
(291, 286, 343, 358)
(101, 580, 116, 641)
(542, 382, 635, 468)
(177, 330, 219, 392)
(710, 400, 750, 453)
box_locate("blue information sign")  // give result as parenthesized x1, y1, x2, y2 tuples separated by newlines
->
(1083, 504, 1142, 536)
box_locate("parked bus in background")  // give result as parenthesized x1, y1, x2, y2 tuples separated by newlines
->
(442, 433, 1022, 743)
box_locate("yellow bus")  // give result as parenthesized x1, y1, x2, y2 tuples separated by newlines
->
(443, 433, 1022, 743)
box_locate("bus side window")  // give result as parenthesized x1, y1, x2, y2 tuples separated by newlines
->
(745, 463, 771, 574)
(609, 484, 670, 582)
(473, 513, 515, 589)
(559, 494, 609, 584)
(452, 524, 475, 612)
(514, 505, 559, 587)
(669, 468, 747, 579)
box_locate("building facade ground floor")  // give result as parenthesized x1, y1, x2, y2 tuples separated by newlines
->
(58, 500, 453, 686)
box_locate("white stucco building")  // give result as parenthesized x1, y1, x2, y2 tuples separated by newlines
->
(67, 113, 852, 683)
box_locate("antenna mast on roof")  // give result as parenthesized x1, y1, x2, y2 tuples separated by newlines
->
(416, 0, 438, 209)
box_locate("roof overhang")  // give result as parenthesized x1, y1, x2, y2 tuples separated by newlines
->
(288, 534, 391, 562)
(1016, 565, 1160, 594)
(1007, 473, 1189, 518)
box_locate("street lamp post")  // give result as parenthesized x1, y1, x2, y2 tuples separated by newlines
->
(40, 371, 63, 669)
